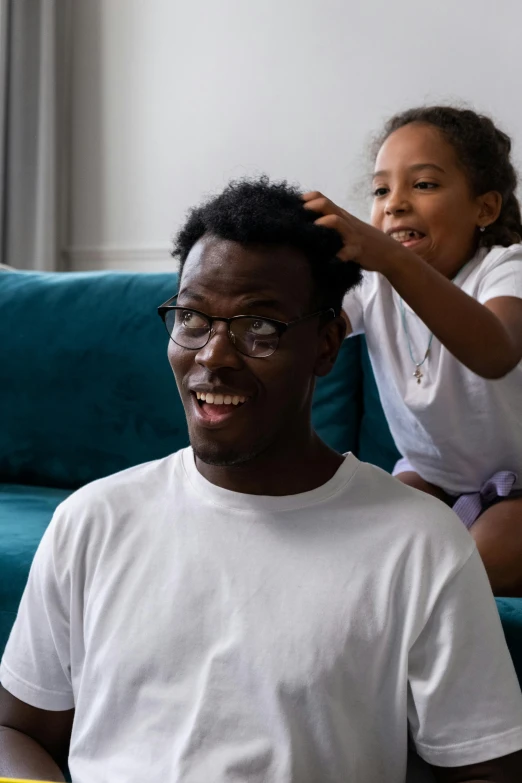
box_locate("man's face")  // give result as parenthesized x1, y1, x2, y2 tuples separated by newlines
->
(168, 235, 340, 467)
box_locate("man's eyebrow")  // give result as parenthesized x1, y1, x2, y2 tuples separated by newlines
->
(240, 298, 285, 311)
(373, 163, 446, 179)
(176, 290, 285, 313)
(177, 288, 205, 302)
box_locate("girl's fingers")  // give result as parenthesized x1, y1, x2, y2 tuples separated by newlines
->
(314, 216, 359, 261)
(302, 190, 324, 202)
(303, 194, 353, 224)
(335, 245, 360, 262)
(302, 195, 343, 217)
(313, 213, 350, 234)
(303, 194, 360, 261)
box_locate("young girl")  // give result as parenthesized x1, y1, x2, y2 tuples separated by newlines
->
(304, 106, 522, 597)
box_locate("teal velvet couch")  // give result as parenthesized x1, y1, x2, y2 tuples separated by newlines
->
(1, 268, 521, 688)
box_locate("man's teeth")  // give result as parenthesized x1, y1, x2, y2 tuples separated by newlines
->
(391, 230, 424, 242)
(196, 392, 247, 406)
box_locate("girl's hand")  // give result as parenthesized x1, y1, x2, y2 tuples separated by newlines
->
(302, 191, 410, 276)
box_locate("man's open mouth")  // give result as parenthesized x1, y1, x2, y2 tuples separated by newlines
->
(192, 391, 250, 426)
(196, 391, 247, 407)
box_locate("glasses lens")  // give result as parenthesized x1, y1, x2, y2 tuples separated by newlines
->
(166, 309, 211, 349)
(231, 317, 280, 358)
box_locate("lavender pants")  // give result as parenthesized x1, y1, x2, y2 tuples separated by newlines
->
(393, 458, 522, 529)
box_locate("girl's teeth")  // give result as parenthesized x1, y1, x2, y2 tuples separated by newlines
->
(232, 396, 240, 406)
(392, 230, 422, 242)
(224, 395, 232, 405)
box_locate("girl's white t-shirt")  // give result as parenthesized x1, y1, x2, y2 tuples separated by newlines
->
(2, 449, 522, 782)
(343, 244, 522, 494)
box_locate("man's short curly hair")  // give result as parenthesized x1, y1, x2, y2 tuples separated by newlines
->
(172, 176, 362, 316)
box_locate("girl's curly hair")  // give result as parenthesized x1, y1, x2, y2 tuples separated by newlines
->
(376, 106, 522, 248)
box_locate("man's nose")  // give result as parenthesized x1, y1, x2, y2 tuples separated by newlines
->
(195, 321, 244, 371)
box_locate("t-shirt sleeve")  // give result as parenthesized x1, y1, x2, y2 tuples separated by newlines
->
(477, 245, 522, 304)
(408, 547, 522, 767)
(0, 507, 74, 711)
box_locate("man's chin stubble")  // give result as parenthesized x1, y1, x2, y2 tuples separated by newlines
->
(192, 444, 262, 468)
(190, 429, 274, 469)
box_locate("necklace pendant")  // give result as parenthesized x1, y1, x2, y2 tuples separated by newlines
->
(413, 368, 423, 384)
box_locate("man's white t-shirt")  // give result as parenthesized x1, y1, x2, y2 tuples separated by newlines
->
(343, 244, 522, 495)
(2, 449, 522, 782)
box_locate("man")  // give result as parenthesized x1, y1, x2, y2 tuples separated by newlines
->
(1, 177, 522, 782)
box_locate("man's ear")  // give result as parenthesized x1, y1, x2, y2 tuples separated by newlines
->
(314, 316, 347, 378)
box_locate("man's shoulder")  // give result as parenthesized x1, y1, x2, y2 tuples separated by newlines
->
(51, 448, 188, 533)
(349, 459, 475, 564)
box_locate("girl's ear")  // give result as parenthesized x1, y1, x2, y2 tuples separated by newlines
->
(314, 316, 347, 378)
(477, 191, 503, 228)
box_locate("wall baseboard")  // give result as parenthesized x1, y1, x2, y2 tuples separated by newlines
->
(64, 246, 178, 273)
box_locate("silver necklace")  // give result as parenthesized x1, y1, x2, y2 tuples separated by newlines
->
(399, 298, 433, 384)
(397, 258, 475, 384)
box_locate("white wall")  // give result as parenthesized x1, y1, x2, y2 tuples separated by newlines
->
(67, 0, 522, 272)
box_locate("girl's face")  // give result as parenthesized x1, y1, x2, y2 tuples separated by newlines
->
(371, 122, 484, 278)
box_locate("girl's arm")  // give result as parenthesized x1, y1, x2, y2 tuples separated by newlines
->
(304, 192, 522, 379)
(386, 251, 522, 378)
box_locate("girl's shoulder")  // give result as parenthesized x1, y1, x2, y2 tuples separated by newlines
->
(459, 243, 522, 281)
(462, 243, 522, 302)
(478, 243, 522, 270)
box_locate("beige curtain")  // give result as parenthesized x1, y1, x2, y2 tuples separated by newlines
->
(0, 0, 72, 271)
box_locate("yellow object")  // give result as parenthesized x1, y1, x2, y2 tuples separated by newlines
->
(0, 779, 57, 782)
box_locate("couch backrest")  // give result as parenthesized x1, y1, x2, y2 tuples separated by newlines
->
(357, 337, 401, 473)
(1, 271, 185, 488)
(0, 271, 365, 489)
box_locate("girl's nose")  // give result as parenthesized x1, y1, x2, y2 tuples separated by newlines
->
(385, 190, 411, 216)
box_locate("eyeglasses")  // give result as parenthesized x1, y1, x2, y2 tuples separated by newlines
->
(157, 295, 334, 358)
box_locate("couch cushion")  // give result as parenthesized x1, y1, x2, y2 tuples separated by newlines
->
(357, 337, 400, 472)
(0, 484, 71, 655)
(0, 271, 186, 488)
(496, 599, 522, 686)
(312, 336, 362, 455)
